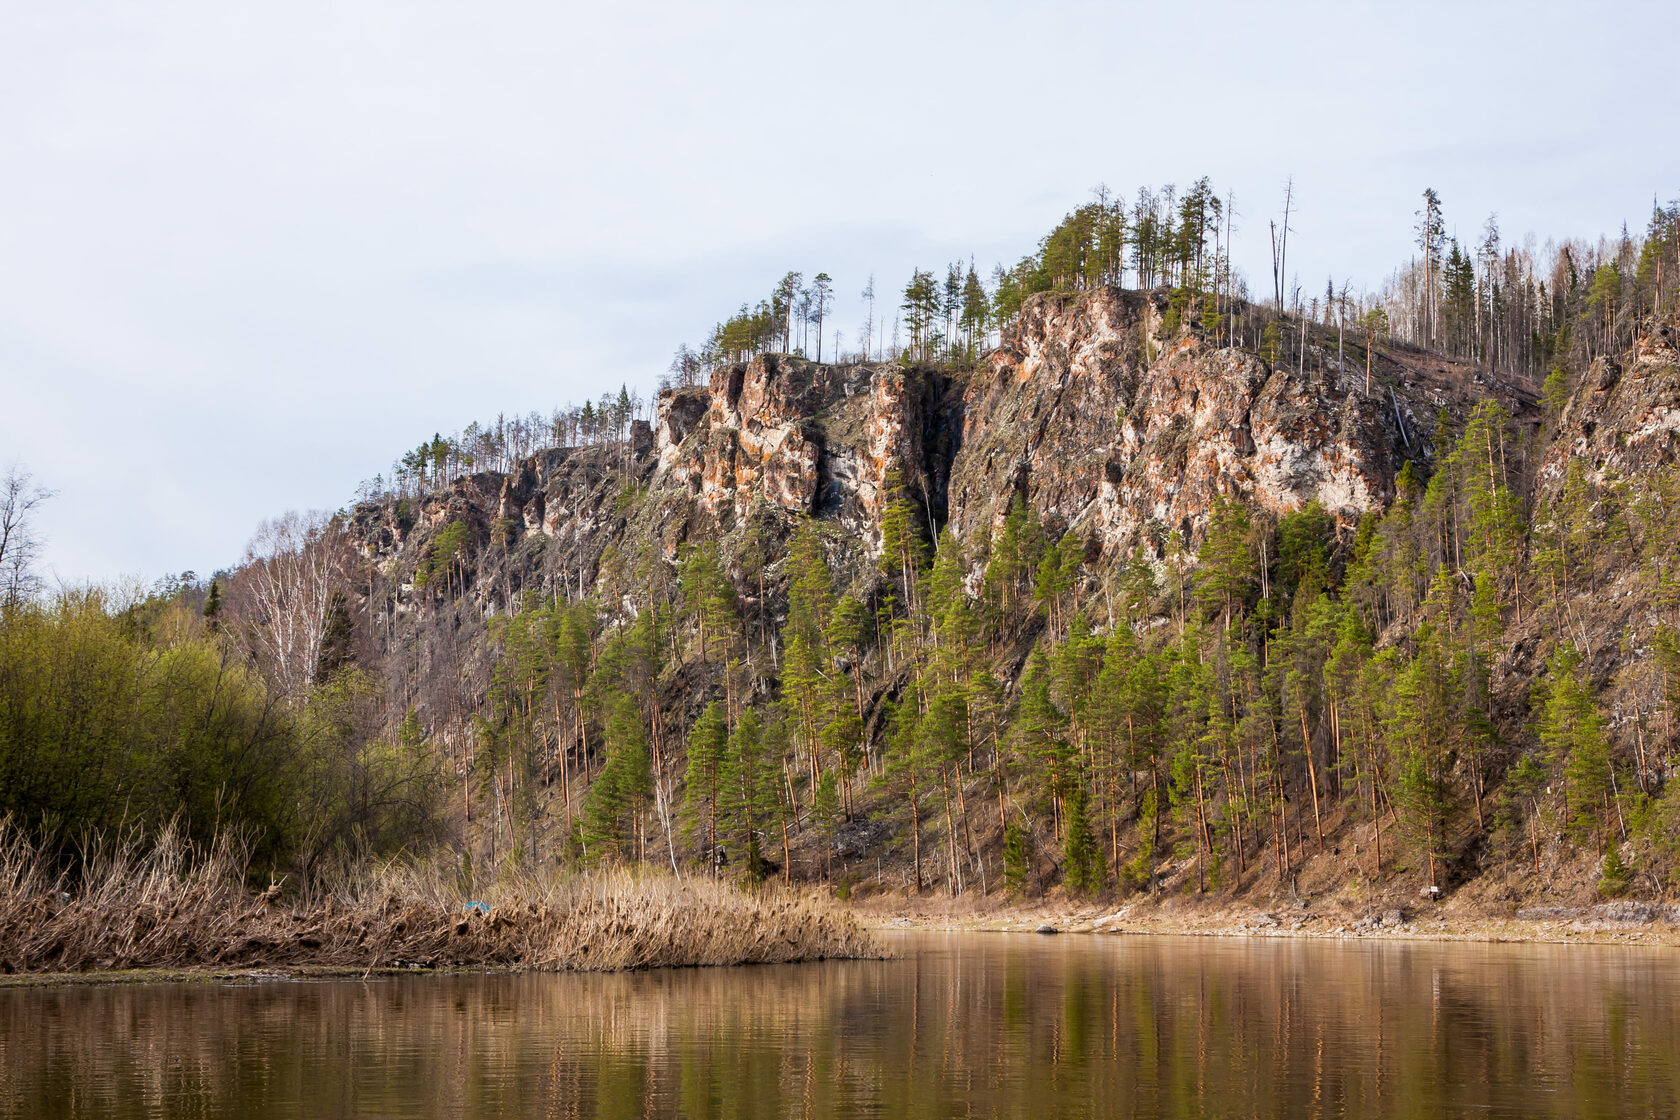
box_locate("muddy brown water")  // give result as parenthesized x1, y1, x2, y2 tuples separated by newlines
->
(1, 931, 1676, 1118)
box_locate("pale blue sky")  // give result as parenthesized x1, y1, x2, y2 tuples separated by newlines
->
(3, 0, 1676, 583)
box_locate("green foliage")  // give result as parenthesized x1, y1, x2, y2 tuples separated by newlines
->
(415, 520, 472, 595)
(1062, 787, 1105, 894)
(879, 473, 930, 603)
(0, 591, 445, 871)
(983, 497, 1046, 619)
(1598, 844, 1630, 898)
(717, 707, 783, 881)
(680, 700, 729, 859)
(812, 770, 841, 874)
(582, 692, 652, 863)
(1002, 821, 1033, 895)
(1538, 646, 1614, 848)
(1541, 365, 1571, 427)
(1123, 790, 1159, 892)
(1195, 498, 1256, 627)
(1034, 532, 1082, 633)
(679, 542, 737, 663)
(1275, 501, 1333, 594)
(50, 202, 1680, 909)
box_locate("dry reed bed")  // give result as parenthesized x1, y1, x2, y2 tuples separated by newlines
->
(0, 824, 878, 975)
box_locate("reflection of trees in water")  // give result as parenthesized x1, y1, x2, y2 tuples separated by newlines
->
(4, 940, 1679, 1118)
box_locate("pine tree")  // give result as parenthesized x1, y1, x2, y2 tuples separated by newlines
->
(878, 685, 930, 891)
(1013, 652, 1074, 838)
(1196, 498, 1256, 630)
(1063, 784, 1106, 894)
(679, 542, 737, 664)
(813, 769, 841, 880)
(879, 472, 929, 618)
(1118, 544, 1158, 622)
(582, 692, 652, 863)
(1003, 820, 1033, 896)
(810, 273, 833, 362)
(203, 579, 222, 630)
(959, 264, 988, 357)
(1385, 630, 1454, 889)
(680, 700, 729, 867)
(1034, 532, 1081, 636)
(719, 707, 776, 879)
(1540, 645, 1615, 850)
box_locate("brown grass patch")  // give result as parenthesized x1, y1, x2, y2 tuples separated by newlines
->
(0, 822, 879, 974)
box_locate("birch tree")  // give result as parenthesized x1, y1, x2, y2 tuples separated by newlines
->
(0, 464, 53, 607)
(231, 510, 352, 701)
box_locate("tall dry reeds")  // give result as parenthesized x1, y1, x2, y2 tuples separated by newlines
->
(0, 820, 878, 975)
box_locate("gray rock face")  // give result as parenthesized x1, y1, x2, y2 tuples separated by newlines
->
(1540, 316, 1680, 499)
(945, 286, 1514, 572)
(348, 287, 1525, 616)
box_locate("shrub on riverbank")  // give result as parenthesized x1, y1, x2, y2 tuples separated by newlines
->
(0, 822, 878, 975)
(0, 591, 450, 871)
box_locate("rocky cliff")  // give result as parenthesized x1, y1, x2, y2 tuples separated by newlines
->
(1540, 317, 1680, 496)
(327, 288, 1680, 915)
(350, 285, 1531, 616)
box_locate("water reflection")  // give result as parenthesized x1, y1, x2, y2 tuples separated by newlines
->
(2, 934, 1676, 1118)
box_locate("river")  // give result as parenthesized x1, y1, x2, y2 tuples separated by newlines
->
(2, 932, 1676, 1117)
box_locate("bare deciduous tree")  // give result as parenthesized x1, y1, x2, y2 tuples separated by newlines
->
(227, 510, 352, 700)
(0, 464, 53, 606)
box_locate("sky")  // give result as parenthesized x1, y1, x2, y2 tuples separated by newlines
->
(2, 0, 1676, 585)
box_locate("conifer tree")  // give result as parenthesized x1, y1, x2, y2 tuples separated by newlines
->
(878, 685, 930, 891)
(812, 769, 841, 880)
(203, 579, 222, 629)
(1540, 645, 1615, 850)
(582, 692, 652, 863)
(681, 700, 729, 867)
(1196, 498, 1257, 630)
(879, 472, 929, 618)
(1002, 819, 1033, 896)
(719, 707, 774, 879)
(679, 542, 736, 664)
(1063, 784, 1105, 894)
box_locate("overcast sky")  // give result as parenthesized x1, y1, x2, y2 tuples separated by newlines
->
(3, 0, 1676, 585)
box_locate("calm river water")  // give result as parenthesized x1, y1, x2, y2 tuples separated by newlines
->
(2, 932, 1676, 1118)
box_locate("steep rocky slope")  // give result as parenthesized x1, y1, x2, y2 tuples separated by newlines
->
(1540, 316, 1680, 495)
(948, 287, 1532, 566)
(344, 286, 1678, 911)
(350, 286, 1529, 613)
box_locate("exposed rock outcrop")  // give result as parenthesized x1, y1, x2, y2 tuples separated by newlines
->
(651, 355, 955, 540)
(1540, 316, 1680, 498)
(349, 287, 1532, 615)
(947, 288, 1423, 564)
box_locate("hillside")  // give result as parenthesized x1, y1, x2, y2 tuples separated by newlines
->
(319, 283, 1680, 915)
(9, 186, 1677, 923)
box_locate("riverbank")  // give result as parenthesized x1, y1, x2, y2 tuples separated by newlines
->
(0, 964, 462, 988)
(855, 893, 1680, 946)
(0, 826, 879, 978)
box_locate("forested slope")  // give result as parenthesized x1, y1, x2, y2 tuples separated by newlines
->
(312, 281, 1680, 910)
(7, 187, 1680, 918)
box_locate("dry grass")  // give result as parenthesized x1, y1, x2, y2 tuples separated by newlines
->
(0, 821, 879, 975)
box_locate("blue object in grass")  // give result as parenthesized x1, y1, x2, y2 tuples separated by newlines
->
(463, 901, 490, 915)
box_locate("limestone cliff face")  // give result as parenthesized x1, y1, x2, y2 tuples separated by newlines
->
(1540, 317, 1680, 499)
(651, 355, 954, 542)
(946, 287, 1508, 567)
(349, 287, 1527, 613)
